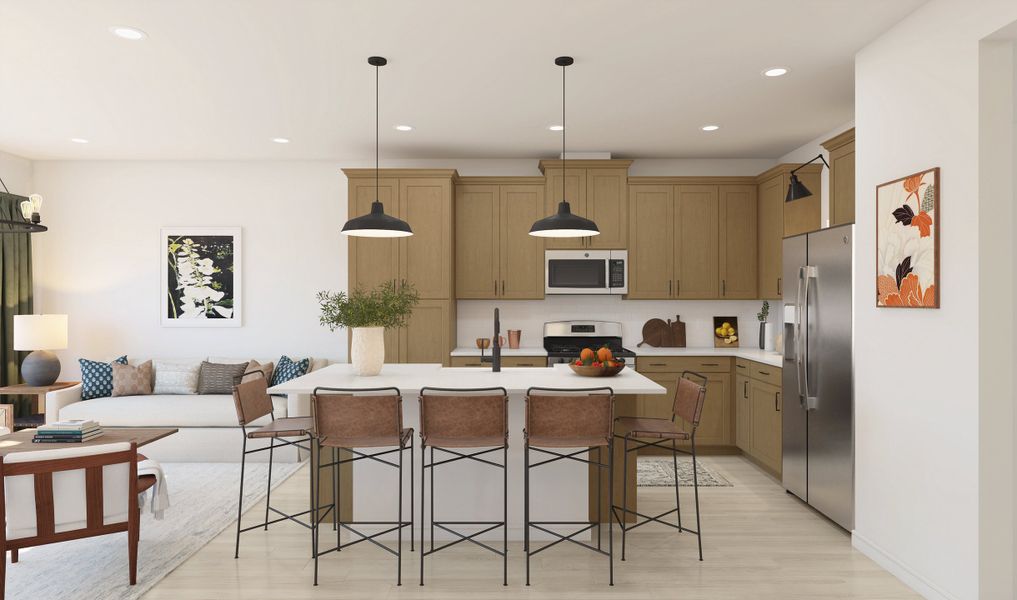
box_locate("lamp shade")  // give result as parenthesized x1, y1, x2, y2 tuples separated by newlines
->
(528, 201, 601, 238)
(785, 174, 814, 202)
(14, 314, 68, 351)
(341, 201, 413, 237)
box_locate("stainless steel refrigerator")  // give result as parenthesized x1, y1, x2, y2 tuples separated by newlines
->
(782, 224, 854, 530)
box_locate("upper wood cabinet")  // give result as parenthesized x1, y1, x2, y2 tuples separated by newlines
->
(718, 185, 758, 299)
(348, 177, 401, 293)
(822, 128, 855, 226)
(539, 160, 632, 249)
(756, 164, 821, 299)
(628, 180, 756, 300)
(455, 179, 544, 300)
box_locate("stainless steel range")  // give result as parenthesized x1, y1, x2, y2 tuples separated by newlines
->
(543, 320, 637, 366)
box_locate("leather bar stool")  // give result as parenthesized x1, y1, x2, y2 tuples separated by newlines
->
(523, 386, 614, 586)
(231, 372, 317, 559)
(612, 371, 708, 561)
(418, 386, 509, 586)
(310, 387, 414, 586)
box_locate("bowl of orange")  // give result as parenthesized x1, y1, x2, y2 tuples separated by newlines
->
(568, 346, 626, 377)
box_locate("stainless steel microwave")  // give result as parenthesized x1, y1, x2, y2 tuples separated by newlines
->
(545, 250, 628, 295)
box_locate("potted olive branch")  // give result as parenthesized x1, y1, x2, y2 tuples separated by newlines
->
(317, 281, 419, 376)
(757, 300, 770, 350)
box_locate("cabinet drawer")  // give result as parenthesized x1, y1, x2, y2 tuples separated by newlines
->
(735, 358, 750, 374)
(501, 356, 547, 368)
(636, 356, 731, 373)
(450, 356, 486, 368)
(749, 363, 781, 386)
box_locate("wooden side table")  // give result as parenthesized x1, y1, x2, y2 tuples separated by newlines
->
(0, 381, 79, 425)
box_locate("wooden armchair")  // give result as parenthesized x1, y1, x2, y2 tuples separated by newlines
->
(0, 405, 12, 436)
(0, 441, 155, 598)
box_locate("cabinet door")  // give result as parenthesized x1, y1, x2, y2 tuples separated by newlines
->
(500, 356, 547, 368)
(627, 185, 674, 299)
(635, 371, 677, 421)
(455, 185, 500, 299)
(348, 177, 400, 292)
(784, 171, 821, 237)
(399, 299, 451, 366)
(719, 185, 758, 299)
(757, 173, 784, 299)
(686, 372, 732, 446)
(399, 178, 452, 299)
(829, 141, 855, 225)
(674, 185, 719, 299)
(735, 374, 751, 451)
(543, 168, 588, 249)
(585, 168, 628, 249)
(749, 380, 782, 472)
(499, 185, 545, 299)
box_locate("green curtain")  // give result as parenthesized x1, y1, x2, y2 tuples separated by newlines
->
(0, 192, 33, 417)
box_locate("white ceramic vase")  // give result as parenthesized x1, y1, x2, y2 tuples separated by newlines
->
(350, 326, 385, 376)
(764, 323, 775, 351)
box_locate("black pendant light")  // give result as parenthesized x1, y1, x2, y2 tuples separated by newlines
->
(0, 176, 47, 234)
(529, 56, 600, 238)
(341, 56, 412, 238)
(785, 153, 830, 202)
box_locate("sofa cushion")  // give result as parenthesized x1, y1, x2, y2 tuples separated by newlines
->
(242, 360, 274, 384)
(197, 361, 248, 394)
(59, 394, 287, 428)
(153, 360, 201, 394)
(271, 356, 310, 386)
(80, 356, 128, 400)
(112, 361, 153, 397)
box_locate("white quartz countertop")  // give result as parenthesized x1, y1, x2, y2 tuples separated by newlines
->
(269, 363, 666, 395)
(631, 346, 784, 368)
(450, 346, 548, 357)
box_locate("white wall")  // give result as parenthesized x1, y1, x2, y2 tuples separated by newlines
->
(852, 2, 1017, 599)
(0, 150, 33, 196)
(29, 157, 776, 375)
(778, 120, 855, 227)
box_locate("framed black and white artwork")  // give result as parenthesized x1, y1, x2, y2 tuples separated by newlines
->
(161, 227, 242, 327)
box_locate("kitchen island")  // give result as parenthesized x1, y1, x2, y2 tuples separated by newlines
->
(269, 363, 666, 540)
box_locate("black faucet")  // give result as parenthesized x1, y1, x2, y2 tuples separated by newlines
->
(481, 307, 502, 372)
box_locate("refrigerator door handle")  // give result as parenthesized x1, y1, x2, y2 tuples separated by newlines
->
(802, 265, 819, 411)
(795, 266, 806, 409)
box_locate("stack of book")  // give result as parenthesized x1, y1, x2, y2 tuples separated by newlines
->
(33, 419, 104, 443)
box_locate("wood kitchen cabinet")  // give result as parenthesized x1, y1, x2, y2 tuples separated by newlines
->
(345, 169, 457, 366)
(539, 160, 632, 250)
(735, 373, 751, 451)
(719, 185, 758, 299)
(627, 185, 674, 299)
(748, 379, 782, 473)
(823, 128, 855, 226)
(674, 185, 720, 299)
(449, 355, 546, 368)
(455, 179, 545, 299)
(756, 164, 821, 299)
(633, 357, 733, 450)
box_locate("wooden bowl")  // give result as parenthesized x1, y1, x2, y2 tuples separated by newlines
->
(569, 363, 626, 377)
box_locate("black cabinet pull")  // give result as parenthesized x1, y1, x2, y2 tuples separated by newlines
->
(777, 277, 782, 296)
(502, 280, 505, 295)
(649, 363, 668, 367)
(701, 362, 719, 367)
(743, 381, 748, 398)
(758, 370, 770, 376)
(776, 392, 782, 412)
(722, 280, 726, 296)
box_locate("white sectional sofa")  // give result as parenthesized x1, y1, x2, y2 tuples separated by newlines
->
(44, 356, 330, 463)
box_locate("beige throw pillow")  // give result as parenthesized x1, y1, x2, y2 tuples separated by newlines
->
(153, 360, 201, 394)
(112, 360, 153, 397)
(243, 360, 274, 384)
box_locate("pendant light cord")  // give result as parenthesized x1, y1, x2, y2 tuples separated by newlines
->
(375, 61, 380, 203)
(561, 60, 566, 203)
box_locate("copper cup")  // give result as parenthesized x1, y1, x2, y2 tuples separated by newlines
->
(475, 338, 491, 350)
(508, 330, 521, 349)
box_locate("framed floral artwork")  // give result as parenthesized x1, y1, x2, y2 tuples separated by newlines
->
(876, 168, 939, 308)
(161, 227, 242, 326)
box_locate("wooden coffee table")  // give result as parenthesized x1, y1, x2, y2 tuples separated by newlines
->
(0, 427, 178, 457)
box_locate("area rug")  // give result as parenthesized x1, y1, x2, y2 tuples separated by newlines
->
(6, 461, 304, 600)
(637, 456, 732, 487)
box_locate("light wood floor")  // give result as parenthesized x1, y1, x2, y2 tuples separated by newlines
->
(143, 456, 918, 599)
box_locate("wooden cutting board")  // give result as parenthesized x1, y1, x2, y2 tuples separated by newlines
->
(669, 315, 686, 347)
(637, 318, 672, 347)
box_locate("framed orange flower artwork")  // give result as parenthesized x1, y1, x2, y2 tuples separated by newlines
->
(876, 167, 939, 308)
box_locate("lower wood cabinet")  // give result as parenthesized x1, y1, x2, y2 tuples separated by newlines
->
(735, 374, 751, 450)
(736, 359, 783, 475)
(449, 355, 545, 368)
(389, 299, 454, 366)
(633, 358, 733, 449)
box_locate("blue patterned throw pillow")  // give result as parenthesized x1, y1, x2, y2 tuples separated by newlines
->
(271, 355, 310, 386)
(80, 356, 128, 400)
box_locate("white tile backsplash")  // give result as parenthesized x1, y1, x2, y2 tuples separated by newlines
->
(458, 296, 781, 350)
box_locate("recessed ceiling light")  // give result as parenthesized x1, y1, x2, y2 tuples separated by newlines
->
(272, 137, 290, 144)
(700, 125, 720, 132)
(394, 125, 413, 132)
(109, 26, 147, 41)
(762, 67, 789, 77)
(548, 125, 564, 131)
(70, 138, 89, 144)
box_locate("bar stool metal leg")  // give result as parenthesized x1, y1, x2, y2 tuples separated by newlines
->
(398, 437, 403, 586)
(608, 439, 614, 586)
(410, 436, 415, 552)
(673, 439, 683, 529)
(419, 441, 426, 586)
(621, 435, 628, 561)
(234, 436, 247, 559)
(692, 437, 703, 561)
(524, 441, 530, 586)
(264, 442, 274, 531)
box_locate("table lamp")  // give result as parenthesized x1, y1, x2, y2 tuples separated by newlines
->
(14, 314, 68, 386)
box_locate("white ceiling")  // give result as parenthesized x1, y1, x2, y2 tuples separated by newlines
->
(0, 0, 925, 161)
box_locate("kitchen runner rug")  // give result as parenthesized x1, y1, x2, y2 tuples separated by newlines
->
(6, 460, 303, 600)
(637, 456, 732, 487)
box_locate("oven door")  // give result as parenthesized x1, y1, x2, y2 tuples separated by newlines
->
(545, 250, 611, 295)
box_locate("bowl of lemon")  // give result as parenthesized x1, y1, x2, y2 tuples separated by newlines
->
(713, 319, 739, 347)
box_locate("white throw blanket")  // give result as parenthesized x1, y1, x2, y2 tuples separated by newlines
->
(137, 458, 170, 519)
